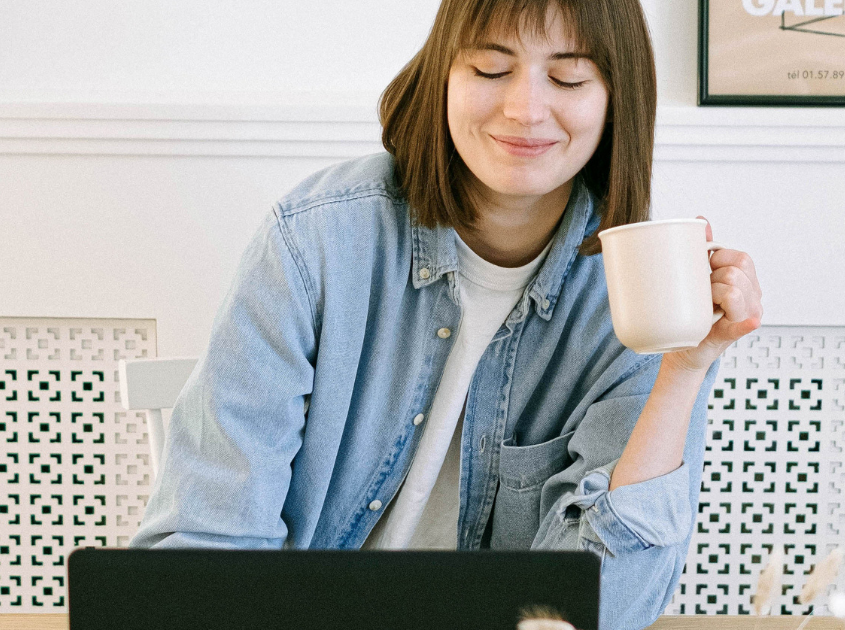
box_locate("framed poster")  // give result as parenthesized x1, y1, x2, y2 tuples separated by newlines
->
(699, 0, 845, 106)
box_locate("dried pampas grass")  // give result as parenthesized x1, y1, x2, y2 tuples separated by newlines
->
(791, 548, 845, 630)
(517, 605, 575, 630)
(799, 547, 844, 605)
(517, 620, 576, 630)
(753, 546, 785, 616)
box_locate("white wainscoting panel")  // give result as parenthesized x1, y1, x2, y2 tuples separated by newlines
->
(0, 317, 156, 611)
(1, 102, 845, 162)
(2, 320, 843, 616)
(667, 326, 845, 616)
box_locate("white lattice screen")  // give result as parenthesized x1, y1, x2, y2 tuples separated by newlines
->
(667, 326, 845, 616)
(0, 317, 156, 610)
(1, 319, 843, 615)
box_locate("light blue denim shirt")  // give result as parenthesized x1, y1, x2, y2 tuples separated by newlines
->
(131, 152, 719, 630)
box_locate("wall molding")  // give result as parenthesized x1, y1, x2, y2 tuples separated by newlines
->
(655, 106, 845, 163)
(1, 100, 845, 161)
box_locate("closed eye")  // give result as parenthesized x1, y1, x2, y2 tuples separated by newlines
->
(473, 69, 509, 79)
(473, 68, 586, 90)
(550, 78, 587, 90)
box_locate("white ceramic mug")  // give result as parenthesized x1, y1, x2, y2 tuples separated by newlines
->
(598, 218, 725, 355)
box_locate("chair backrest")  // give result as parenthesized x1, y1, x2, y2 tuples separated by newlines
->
(118, 357, 198, 477)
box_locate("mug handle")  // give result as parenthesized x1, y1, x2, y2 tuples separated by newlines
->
(708, 242, 726, 324)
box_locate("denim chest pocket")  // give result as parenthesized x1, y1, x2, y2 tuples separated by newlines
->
(491, 430, 575, 550)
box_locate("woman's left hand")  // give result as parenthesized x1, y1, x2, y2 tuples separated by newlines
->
(662, 216, 764, 374)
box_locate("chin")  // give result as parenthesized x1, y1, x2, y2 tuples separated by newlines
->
(495, 185, 557, 198)
(481, 173, 564, 199)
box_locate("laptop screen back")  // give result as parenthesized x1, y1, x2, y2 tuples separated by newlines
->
(68, 548, 600, 630)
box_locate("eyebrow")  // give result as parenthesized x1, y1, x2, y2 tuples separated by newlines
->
(471, 42, 590, 61)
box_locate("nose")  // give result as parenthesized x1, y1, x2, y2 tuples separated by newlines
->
(501, 70, 550, 127)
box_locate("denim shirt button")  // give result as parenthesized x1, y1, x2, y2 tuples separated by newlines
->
(413, 413, 425, 426)
(419, 267, 431, 280)
(369, 500, 383, 511)
(437, 327, 451, 339)
(542, 298, 551, 309)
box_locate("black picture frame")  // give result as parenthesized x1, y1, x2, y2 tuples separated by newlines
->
(698, 0, 845, 107)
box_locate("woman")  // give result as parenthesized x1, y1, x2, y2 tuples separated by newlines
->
(132, 1, 763, 628)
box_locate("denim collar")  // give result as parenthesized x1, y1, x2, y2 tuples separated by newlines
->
(410, 176, 599, 321)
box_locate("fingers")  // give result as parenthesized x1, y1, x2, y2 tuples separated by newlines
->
(710, 281, 761, 344)
(710, 257, 764, 328)
(674, 218, 763, 364)
(709, 249, 763, 300)
(711, 282, 746, 321)
(710, 266, 757, 310)
(696, 218, 764, 342)
(712, 281, 762, 321)
(696, 217, 762, 302)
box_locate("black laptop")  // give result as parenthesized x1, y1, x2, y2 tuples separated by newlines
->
(68, 548, 600, 630)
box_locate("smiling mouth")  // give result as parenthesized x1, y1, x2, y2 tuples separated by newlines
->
(491, 135, 558, 157)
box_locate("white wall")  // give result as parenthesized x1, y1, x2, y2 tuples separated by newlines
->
(0, 0, 694, 104)
(0, 0, 437, 100)
(1, 1, 843, 357)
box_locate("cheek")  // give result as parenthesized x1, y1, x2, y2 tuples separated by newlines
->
(586, 90, 611, 129)
(448, 78, 496, 141)
(446, 79, 467, 142)
(560, 92, 609, 140)
(446, 95, 463, 140)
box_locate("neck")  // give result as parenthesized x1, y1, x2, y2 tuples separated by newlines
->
(455, 179, 573, 268)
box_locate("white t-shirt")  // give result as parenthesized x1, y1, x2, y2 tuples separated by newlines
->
(363, 232, 551, 549)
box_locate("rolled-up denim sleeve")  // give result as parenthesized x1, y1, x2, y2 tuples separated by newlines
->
(558, 458, 693, 555)
(531, 356, 720, 630)
(130, 207, 316, 550)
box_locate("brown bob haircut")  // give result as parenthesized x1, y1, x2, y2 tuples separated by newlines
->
(379, 0, 657, 256)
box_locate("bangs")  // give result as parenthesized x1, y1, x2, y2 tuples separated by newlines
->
(455, 0, 592, 58)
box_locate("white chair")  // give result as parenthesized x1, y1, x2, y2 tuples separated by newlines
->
(118, 357, 198, 478)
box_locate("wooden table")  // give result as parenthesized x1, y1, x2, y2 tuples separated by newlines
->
(1, 614, 843, 629)
(648, 618, 845, 629)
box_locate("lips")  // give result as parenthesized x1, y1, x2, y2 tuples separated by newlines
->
(491, 134, 558, 157)
(493, 135, 558, 147)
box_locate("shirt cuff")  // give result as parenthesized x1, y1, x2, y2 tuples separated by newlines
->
(563, 459, 692, 557)
(131, 530, 286, 550)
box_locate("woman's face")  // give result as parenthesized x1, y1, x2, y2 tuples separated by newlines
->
(447, 8, 610, 206)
